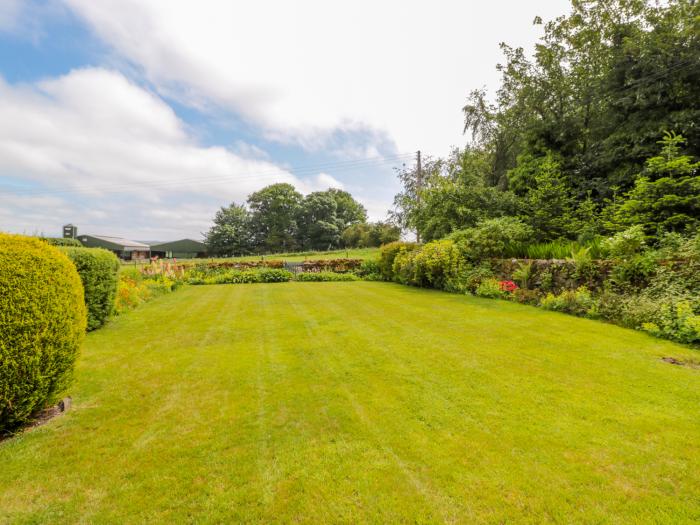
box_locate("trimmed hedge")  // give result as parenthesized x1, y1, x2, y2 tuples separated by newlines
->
(40, 237, 83, 247)
(188, 268, 293, 285)
(60, 247, 120, 330)
(296, 271, 359, 282)
(0, 234, 86, 432)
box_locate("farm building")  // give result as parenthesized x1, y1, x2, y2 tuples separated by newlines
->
(76, 234, 151, 261)
(150, 239, 207, 259)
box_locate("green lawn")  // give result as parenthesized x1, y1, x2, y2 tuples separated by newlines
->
(1, 283, 699, 523)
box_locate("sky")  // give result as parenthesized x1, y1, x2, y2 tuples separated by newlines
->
(0, 0, 570, 241)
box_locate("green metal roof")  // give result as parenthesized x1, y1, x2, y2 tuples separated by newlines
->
(149, 239, 207, 252)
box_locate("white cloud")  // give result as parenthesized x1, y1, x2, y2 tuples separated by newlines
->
(63, 0, 570, 157)
(0, 68, 296, 195)
(307, 173, 345, 191)
(0, 68, 324, 238)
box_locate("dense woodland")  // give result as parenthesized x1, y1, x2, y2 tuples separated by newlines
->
(393, 0, 699, 244)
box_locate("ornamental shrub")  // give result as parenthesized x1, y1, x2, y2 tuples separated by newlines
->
(0, 234, 86, 432)
(354, 259, 381, 280)
(475, 278, 504, 298)
(296, 271, 359, 282)
(448, 217, 533, 262)
(410, 240, 466, 290)
(187, 268, 292, 285)
(378, 241, 418, 281)
(601, 225, 646, 258)
(258, 268, 294, 282)
(540, 286, 595, 317)
(60, 247, 120, 330)
(392, 247, 419, 285)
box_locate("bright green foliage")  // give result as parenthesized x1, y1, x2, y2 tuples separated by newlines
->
(521, 153, 575, 241)
(205, 203, 254, 256)
(391, 247, 418, 285)
(297, 191, 342, 250)
(448, 217, 533, 262)
(540, 287, 596, 317)
(393, 149, 520, 241)
(377, 241, 418, 281)
(391, 1, 700, 245)
(40, 237, 83, 247)
(207, 186, 368, 255)
(60, 247, 120, 331)
(247, 183, 304, 252)
(610, 133, 700, 236)
(475, 278, 504, 298)
(402, 239, 466, 290)
(341, 221, 400, 248)
(0, 234, 86, 432)
(188, 268, 293, 285)
(601, 225, 647, 258)
(295, 272, 359, 282)
(354, 258, 382, 280)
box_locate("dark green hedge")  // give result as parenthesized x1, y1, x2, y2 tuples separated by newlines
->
(60, 247, 120, 330)
(40, 237, 83, 247)
(0, 233, 86, 432)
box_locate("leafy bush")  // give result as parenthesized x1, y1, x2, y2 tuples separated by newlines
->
(609, 253, 657, 289)
(187, 268, 292, 285)
(410, 240, 466, 290)
(391, 247, 419, 285)
(448, 217, 533, 262)
(475, 278, 504, 298)
(258, 269, 294, 282)
(0, 234, 87, 432)
(540, 287, 595, 317)
(640, 301, 700, 344)
(378, 241, 418, 281)
(300, 259, 362, 273)
(453, 264, 495, 294)
(296, 271, 359, 282)
(354, 259, 381, 280)
(601, 225, 646, 258)
(60, 247, 120, 331)
(512, 261, 534, 289)
(40, 237, 83, 247)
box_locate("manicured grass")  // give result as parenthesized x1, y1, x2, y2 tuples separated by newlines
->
(1, 283, 699, 523)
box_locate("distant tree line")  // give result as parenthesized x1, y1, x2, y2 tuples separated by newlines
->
(205, 183, 400, 256)
(393, 0, 699, 244)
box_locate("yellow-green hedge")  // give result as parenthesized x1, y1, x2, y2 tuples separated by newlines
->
(0, 234, 87, 432)
(60, 247, 120, 330)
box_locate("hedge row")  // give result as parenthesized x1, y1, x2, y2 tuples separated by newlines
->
(295, 271, 359, 282)
(300, 259, 363, 273)
(60, 247, 121, 330)
(40, 237, 83, 247)
(0, 234, 87, 432)
(188, 268, 293, 285)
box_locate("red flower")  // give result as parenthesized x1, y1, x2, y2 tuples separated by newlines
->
(499, 280, 518, 292)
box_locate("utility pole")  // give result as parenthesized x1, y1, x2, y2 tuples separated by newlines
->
(416, 150, 422, 243)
